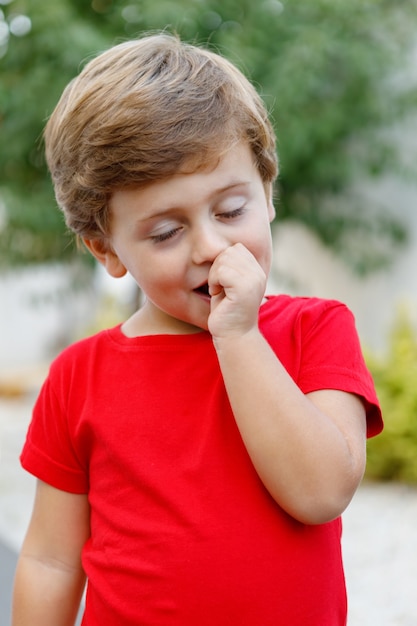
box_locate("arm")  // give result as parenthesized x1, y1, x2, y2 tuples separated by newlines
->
(208, 244, 367, 525)
(12, 480, 90, 626)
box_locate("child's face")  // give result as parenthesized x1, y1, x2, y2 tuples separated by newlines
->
(87, 142, 275, 334)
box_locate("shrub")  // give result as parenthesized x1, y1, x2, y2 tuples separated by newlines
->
(365, 308, 417, 483)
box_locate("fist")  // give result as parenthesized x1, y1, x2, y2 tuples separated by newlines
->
(208, 243, 267, 339)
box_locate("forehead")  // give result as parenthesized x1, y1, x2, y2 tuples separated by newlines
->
(115, 141, 257, 193)
(177, 139, 242, 173)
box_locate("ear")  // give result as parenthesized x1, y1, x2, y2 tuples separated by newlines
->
(82, 238, 127, 278)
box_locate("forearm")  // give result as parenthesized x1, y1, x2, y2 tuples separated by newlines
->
(12, 554, 85, 626)
(213, 328, 366, 524)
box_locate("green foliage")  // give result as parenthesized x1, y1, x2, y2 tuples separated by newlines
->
(1, 0, 417, 268)
(366, 309, 417, 483)
(0, 0, 110, 264)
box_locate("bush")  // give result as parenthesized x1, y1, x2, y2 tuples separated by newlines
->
(365, 309, 417, 483)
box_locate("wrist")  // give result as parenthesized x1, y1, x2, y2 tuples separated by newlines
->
(211, 325, 263, 353)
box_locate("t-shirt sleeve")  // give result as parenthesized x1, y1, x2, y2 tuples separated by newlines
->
(20, 368, 89, 494)
(294, 299, 382, 438)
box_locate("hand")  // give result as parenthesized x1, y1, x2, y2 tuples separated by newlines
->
(207, 243, 267, 339)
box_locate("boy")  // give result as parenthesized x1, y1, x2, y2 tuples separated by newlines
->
(12, 33, 382, 625)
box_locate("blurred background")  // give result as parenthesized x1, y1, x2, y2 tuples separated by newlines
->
(1, 1, 417, 624)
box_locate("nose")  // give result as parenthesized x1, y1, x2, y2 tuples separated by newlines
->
(191, 223, 228, 265)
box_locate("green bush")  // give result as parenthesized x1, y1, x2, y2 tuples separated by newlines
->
(365, 309, 417, 483)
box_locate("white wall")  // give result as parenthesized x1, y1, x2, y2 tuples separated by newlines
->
(0, 264, 97, 370)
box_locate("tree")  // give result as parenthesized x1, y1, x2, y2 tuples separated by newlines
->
(1, 0, 417, 271)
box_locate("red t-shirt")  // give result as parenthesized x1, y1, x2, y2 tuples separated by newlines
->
(21, 296, 382, 625)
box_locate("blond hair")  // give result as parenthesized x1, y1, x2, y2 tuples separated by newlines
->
(44, 33, 278, 239)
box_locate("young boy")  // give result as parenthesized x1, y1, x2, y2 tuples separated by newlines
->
(12, 33, 382, 625)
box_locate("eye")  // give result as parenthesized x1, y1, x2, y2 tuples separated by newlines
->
(150, 226, 182, 243)
(220, 207, 245, 220)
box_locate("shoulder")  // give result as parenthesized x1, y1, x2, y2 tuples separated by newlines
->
(47, 325, 120, 380)
(260, 294, 354, 330)
(262, 293, 350, 312)
(259, 294, 362, 377)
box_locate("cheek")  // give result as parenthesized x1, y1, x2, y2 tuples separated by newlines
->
(259, 245, 273, 277)
(139, 257, 184, 292)
(245, 228, 273, 271)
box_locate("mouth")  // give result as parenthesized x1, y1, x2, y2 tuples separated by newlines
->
(193, 282, 211, 298)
